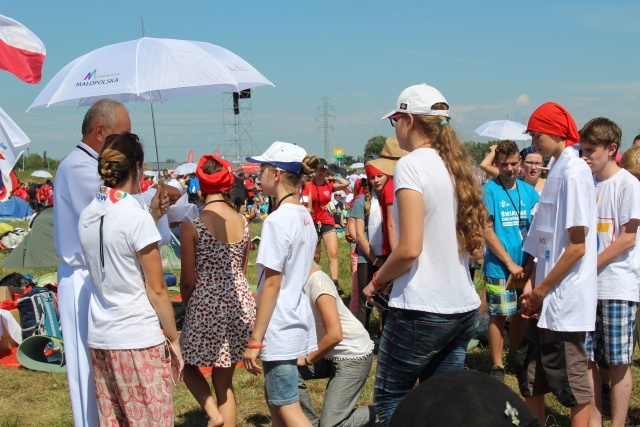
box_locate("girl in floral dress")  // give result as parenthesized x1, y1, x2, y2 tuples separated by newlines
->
(180, 155, 256, 427)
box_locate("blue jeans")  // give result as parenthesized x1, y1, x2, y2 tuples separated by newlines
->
(374, 308, 479, 426)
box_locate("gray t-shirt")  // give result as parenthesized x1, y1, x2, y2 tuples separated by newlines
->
(349, 195, 369, 264)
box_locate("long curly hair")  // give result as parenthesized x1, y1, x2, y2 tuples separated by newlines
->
(412, 104, 487, 254)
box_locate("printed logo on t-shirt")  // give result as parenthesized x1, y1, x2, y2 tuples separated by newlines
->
(596, 216, 614, 252)
(96, 186, 127, 203)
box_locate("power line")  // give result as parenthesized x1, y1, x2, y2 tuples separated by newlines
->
(316, 96, 335, 160)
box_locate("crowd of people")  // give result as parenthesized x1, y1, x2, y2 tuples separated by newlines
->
(9, 179, 54, 213)
(50, 84, 640, 427)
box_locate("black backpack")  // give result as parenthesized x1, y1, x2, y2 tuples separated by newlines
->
(0, 272, 34, 288)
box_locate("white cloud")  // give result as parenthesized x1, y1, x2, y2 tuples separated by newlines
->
(516, 94, 530, 106)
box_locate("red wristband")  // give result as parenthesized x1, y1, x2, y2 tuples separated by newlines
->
(372, 271, 387, 289)
(247, 339, 263, 349)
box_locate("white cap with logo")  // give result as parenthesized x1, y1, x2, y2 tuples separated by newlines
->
(381, 83, 449, 120)
(247, 141, 307, 174)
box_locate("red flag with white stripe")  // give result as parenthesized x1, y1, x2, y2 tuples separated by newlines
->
(0, 14, 46, 84)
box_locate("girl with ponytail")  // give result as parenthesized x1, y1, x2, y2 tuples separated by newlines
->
(363, 84, 486, 425)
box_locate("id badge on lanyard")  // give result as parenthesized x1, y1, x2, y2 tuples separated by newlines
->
(519, 218, 528, 241)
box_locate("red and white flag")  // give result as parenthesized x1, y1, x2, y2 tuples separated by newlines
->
(0, 14, 46, 84)
(0, 106, 30, 184)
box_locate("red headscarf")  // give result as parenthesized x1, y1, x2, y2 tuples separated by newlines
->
(365, 163, 386, 179)
(526, 102, 580, 146)
(196, 155, 234, 194)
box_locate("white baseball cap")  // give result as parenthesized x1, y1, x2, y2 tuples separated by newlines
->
(381, 83, 449, 120)
(247, 141, 307, 174)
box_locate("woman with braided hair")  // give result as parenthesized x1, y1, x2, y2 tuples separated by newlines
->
(78, 133, 181, 426)
(364, 84, 487, 425)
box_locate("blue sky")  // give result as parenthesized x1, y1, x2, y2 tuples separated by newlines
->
(2, 1, 640, 165)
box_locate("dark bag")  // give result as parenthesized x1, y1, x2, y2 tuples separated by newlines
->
(0, 272, 34, 288)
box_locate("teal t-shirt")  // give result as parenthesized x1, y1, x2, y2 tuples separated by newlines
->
(482, 179, 540, 279)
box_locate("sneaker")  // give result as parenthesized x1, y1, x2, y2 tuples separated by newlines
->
(490, 366, 505, 382)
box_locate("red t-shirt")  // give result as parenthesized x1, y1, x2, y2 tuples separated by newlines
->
(379, 178, 395, 255)
(300, 183, 311, 206)
(309, 180, 335, 224)
(245, 180, 255, 198)
(139, 179, 152, 193)
(13, 188, 28, 202)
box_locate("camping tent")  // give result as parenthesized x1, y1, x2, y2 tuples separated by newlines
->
(0, 197, 32, 221)
(2, 207, 61, 269)
(2, 207, 181, 272)
(160, 230, 181, 272)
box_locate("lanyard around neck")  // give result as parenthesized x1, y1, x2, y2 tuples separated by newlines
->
(497, 177, 522, 221)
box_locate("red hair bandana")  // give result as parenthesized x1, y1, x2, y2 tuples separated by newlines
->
(365, 163, 386, 179)
(197, 155, 234, 194)
(527, 102, 580, 146)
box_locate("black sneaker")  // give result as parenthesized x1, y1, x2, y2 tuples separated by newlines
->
(490, 365, 505, 382)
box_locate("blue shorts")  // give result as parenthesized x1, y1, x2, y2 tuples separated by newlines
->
(585, 299, 638, 365)
(263, 360, 299, 406)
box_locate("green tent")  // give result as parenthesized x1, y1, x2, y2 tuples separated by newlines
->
(2, 207, 61, 269)
(160, 230, 181, 272)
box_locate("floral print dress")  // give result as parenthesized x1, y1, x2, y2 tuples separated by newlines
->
(180, 216, 256, 367)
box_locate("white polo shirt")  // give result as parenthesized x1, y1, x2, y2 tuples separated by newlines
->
(523, 147, 597, 332)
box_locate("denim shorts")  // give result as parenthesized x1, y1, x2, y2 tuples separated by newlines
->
(263, 360, 299, 406)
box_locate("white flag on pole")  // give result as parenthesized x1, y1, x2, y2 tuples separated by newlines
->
(0, 107, 30, 183)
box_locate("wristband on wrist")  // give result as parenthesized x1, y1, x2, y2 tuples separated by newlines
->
(372, 271, 387, 289)
(247, 339, 263, 349)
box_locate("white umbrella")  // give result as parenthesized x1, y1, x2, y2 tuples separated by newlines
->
(349, 162, 364, 169)
(28, 37, 274, 169)
(28, 37, 274, 109)
(31, 170, 52, 178)
(474, 119, 531, 141)
(174, 162, 197, 176)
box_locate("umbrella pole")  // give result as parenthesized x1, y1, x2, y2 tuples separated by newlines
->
(148, 97, 161, 174)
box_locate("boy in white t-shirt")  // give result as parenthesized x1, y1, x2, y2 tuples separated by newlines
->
(517, 102, 597, 427)
(579, 117, 640, 427)
(242, 141, 319, 427)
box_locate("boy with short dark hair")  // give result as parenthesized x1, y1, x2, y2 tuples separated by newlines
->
(482, 139, 539, 382)
(579, 117, 640, 427)
(517, 102, 597, 427)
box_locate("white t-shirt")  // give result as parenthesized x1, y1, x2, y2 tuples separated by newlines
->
(305, 270, 374, 360)
(79, 188, 164, 350)
(523, 147, 597, 332)
(388, 148, 481, 314)
(256, 203, 318, 361)
(593, 169, 640, 302)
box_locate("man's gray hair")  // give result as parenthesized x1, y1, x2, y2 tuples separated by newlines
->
(81, 99, 126, 136)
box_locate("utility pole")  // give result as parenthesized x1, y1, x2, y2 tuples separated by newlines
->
(316, 96, 335, 160)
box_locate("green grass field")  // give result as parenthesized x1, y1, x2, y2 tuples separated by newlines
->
(0, 221, 638, 426)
